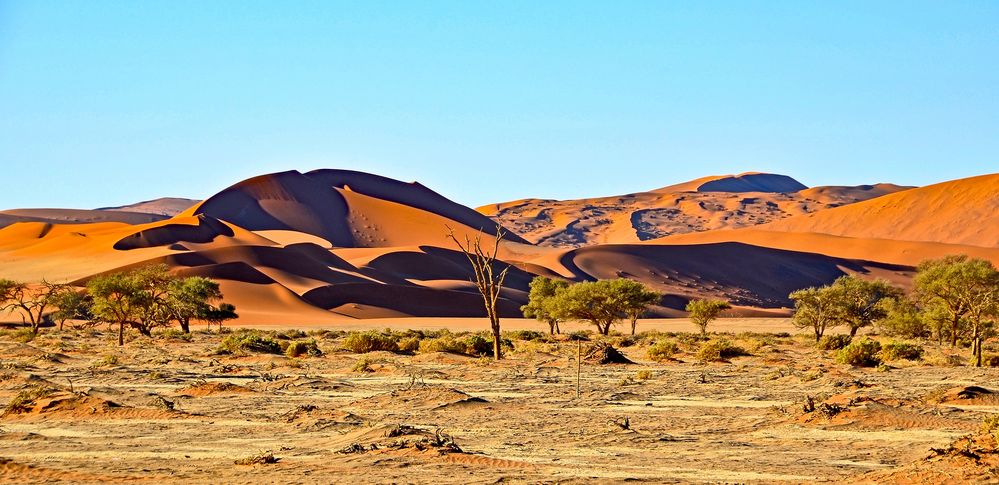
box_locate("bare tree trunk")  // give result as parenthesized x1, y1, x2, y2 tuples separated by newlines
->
(180, 317, 190, 334)
(118, 321, 124, 346)
(446, 225, 510, 362)
(630, 316, 637, 335)
(950, 317, 960, 347)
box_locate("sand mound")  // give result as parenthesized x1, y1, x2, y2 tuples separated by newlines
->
(583, 342, 633, 364)
(855, 433, 999, 484)
(356, 387, 487, 411)
(936, 386, 999, 405)
(0, 457, 151, 483)
(3, 391, 176, 420)
(176, 382, 254, 396)
(692, 173, 807, 193)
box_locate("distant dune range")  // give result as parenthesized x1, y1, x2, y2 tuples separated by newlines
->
(0, 169, 996, 324)
(478, 172, 913, 247)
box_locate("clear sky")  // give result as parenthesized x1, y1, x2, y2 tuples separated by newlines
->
(1, 1, 997, 210)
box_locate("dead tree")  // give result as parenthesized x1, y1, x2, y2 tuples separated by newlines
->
(445, 225, 511, 361)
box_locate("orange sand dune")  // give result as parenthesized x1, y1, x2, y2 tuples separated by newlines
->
(653, 229, 999, 267)
(0, 168, 981, 323)
(758, 173, 999, 247)
(0, 208, 167, 228)
(97, 197, 198, 216)
(479, 173, 910, 248)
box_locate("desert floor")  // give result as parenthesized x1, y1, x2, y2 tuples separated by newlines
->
(0, 322, 997, 484)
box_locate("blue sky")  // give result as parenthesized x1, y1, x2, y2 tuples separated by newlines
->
(1, 1, 997, 209)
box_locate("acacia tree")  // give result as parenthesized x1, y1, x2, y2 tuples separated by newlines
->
(445, 226, 511, 361)
(49, 287, 92, 330)
(521, 276, 570, 334)
(789, 286, 844, 342)
(914, 255, 997, 347)
(0, 280, 72, 334)
(88, 265, 236, 345)
(685, 299, 731, 336)
(166, 277, 224, 333)
(613, 279, 662, 335)
(87, 271, 146, 345)
(554, 280, 625, 335)
(831, 276, 903, 337)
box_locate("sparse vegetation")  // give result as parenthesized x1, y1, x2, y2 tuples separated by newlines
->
(836, 338, 882, 367)
(342, 331, 399, 353)
(696, 339, 747, 362)
(880, 341, 924, 361)
(647, 340, 679, 362)
(817, 334, 852, 350)
(284, 340, 322, 358)
(686, 299, 732, 335)
(217, 331, 282, 355)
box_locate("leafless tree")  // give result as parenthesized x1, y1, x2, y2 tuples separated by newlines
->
(445, 225, 511, 360)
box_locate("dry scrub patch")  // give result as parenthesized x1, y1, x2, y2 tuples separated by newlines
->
(0, 328, 996, 483)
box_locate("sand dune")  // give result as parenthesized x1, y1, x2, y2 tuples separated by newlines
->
(0, 168, 990, 323)
(758, 173, 999, 247)
(479, 173, 911, 248)
(97, 197, 198, 216)
(0, 208, 167, 229)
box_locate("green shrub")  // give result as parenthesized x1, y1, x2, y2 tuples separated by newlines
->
(352, 357, 373, 373)
(986, 355, 999, 367)
(157, 329, 192, 341)
(836, 338, 882, 367)
(285, 340, 323, 358)
(341, 331, 398, 353)
(983, 414, 999, 439)
(696, 339, 747, 362)
(12, 328, 36, 343)
(880, 341, 924, 361)
(647, 340, 679, 362)
(465, 334, 493, 356)
(276, 330, 307, 340)
(419, 335, 469, 354)
(506, 330, 545, 341)
(817, 334, 852, 350)
(397, 337, 421, 352)
(217, 331, 282, 355)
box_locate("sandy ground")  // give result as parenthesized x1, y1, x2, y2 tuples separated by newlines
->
(0, 327, 997, 484)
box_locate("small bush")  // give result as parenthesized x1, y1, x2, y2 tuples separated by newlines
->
(157, 329, 192, 341)
(342, 332, 398, 354)
(285, 340, 323, 358)
(985, 355, 999, 367)
(217, 331, 282, 355)
(419, 335, 469, 354)
(880, 341, 924, 361)
(276, 330, 307, 340)
(506, 330, 545, 341)
(635, 369, 653, 380)
(647, 340, 679, 362)
(836, 338, 882, 367)
(90, 353, 119, 368)
(3, 385, 53, 415)
(817, 334, 852, 351)
(696, 339, 747, 362)
(465, 334, 493, 357)
(397, 337, 421, 352)
(352, 358, 373, 373)
(983, 415, 999, 439)
(13, 328, 36, 343)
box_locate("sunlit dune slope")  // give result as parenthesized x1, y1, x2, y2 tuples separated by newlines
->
(758, 173, 999, 247)
(478, 173, 911, 247)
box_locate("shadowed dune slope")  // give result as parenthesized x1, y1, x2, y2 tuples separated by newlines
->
(184, 170, 527, 248)
(557, 242, 912, 309)
(758, 173, 999, 247)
